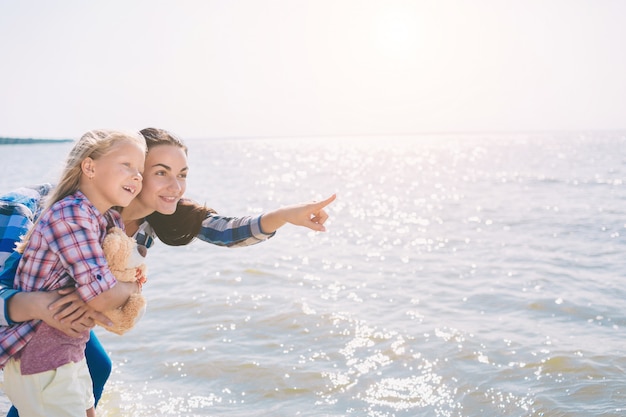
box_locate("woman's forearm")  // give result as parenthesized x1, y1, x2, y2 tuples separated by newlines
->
(7, 291, 58, 323)
(259, 208, 288, 234)
(8, 282, 138, 325)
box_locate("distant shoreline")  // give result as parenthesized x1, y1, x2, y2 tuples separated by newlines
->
(0, 137, 73, 145)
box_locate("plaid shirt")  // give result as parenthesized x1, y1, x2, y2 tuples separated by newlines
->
(0, 190, 121, 368)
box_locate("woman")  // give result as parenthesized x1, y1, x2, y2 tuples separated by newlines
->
(0, 127, 336, 416)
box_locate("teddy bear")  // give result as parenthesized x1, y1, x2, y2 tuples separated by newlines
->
(96, 226, 147, 335)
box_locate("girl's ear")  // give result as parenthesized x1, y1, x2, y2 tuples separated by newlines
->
(81, 157, 96, 179)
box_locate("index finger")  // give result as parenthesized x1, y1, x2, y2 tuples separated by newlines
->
(313, 194, 337, 209)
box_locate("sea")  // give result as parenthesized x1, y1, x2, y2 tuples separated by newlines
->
(0, 132, 625, 416)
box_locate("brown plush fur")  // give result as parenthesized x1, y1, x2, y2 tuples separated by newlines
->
(96, 227, 147, 335)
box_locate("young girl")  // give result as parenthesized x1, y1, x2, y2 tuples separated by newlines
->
(0, 129, 146, 417)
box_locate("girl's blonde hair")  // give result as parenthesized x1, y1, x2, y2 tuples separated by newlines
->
(46, 129, 146, 209)
(17, 129, 146, 252)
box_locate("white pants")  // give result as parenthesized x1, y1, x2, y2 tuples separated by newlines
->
(3, 357, 94, 417)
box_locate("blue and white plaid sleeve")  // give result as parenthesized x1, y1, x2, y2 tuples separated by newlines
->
(196, 213, 275, 247)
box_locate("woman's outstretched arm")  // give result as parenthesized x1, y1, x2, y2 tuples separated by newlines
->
(260, 194, 336, 233)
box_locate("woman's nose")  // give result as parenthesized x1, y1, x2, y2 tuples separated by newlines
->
(169, 177, 183, 191)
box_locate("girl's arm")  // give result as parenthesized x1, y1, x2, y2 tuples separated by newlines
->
(47, 203, 136, 313)
(86, 280, 141, 312)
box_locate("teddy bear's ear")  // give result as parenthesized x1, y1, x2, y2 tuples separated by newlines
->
(109, 227, 125, 238)
(102, 227, 131, 265)
(103, 231, 121, 252)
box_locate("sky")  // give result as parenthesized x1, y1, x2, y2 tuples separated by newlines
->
(0, 0, 625, 139)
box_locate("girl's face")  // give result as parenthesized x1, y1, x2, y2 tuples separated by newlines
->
(89, 141, 145, 212)
(135, 144, 188, 215)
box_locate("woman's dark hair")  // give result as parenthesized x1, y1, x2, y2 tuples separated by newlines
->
(140, 127, 188, 155)
(146, 199, 216, 246)
(140, 127, 215, 246)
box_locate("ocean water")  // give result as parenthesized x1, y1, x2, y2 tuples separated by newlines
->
(1, 132, 626, 416)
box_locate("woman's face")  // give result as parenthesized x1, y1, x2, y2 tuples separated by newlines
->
(135, 144, 188, 215)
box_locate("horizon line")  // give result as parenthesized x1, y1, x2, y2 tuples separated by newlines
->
(2, 128, 625, 142)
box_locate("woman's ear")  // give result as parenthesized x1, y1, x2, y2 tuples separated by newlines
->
(81, 157, 96, 179)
